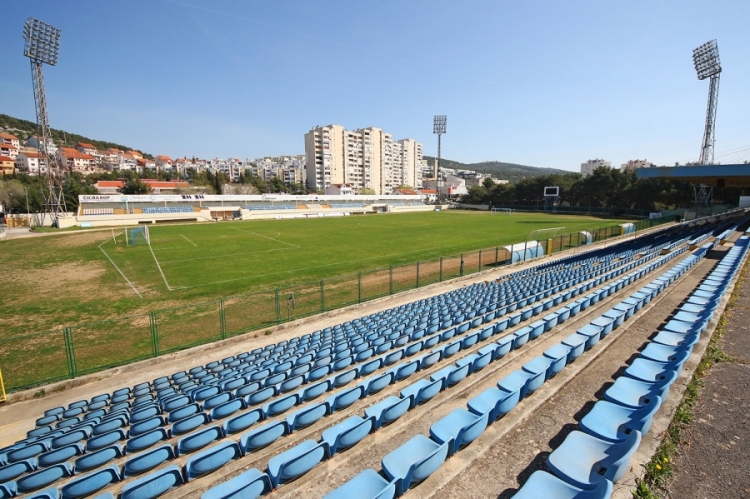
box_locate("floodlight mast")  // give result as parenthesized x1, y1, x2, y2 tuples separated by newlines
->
(433, 115, 446, 203)
(23, 17, 66, 227)
(693, 39, 721, 166)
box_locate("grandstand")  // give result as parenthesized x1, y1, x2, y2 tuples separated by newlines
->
(72, 194, 430, 227)
(0, 211, 747, 498)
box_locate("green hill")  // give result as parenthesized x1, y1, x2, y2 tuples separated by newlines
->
(0, 113, 153, 159)
(424, 156, 573, 184)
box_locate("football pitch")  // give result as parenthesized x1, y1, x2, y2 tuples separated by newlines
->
(2, 211, 628, 339)
(102, 211, 623, 297)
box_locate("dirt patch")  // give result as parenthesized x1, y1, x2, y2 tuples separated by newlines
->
(667, 363, 750, 499)
(3, 261, 111, 299)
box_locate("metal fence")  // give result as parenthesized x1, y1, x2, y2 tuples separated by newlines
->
(0, 216, 676, 392)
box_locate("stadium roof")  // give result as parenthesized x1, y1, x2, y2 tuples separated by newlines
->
(636, 164, 750, 188)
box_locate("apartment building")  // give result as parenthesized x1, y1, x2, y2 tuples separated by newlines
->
(580, 158, 611, 177)
(620, 159, 653, 172)
(0, 155, 15, 175)
(0, 133, 21, 149)
(304, 125, 425, 194)
(14, 151, 46, 174)
(56, 147, 96, 172)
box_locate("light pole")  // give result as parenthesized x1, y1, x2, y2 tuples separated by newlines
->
(433, 115, 446, 204)
(24, 186, 30, 225)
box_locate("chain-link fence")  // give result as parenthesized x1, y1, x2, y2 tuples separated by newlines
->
(0, 216, 676, 392)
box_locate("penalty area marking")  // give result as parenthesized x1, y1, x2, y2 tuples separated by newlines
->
(98, 238, 143, 299)
(180, 234, 198, 247)
(230, 226, 301, 248)
(149, 243, 184, 291)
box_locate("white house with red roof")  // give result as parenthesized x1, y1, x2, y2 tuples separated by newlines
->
(155, 155, 173, 172)
(0, 143, 19, 160)
(56, 147, 96, 172)
(15, 151, 46, 174)
(75, 142, 97, 156)
(0, 133, 21, 149)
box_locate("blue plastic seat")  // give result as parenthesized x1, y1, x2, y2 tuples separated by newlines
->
(580, 397, 662, 443)
(364, 396, 412, 429)
(651, 330, 700, 349)
(241, 420, 289, 452)
(429, 409, 489, 456)
(202, 468, 272, 499)
(604, 374, 676, 409)
(561, 334, 587, 362)
(543, 344, 572, 375)
(86, 429, 126, 453)
(301, 380, 332, 401)
(222, 408, 263, 435)
(333, 369, 358, 388)
(515, 470, 612, 498)
(522, 356, 556, 382)
(326, 386, 364, 412)
(322, 468, 395, 499)
(495, 336, 514, 358)
(639, 343, 692, 364)
(7, 442, 49, 463)
(123, 444, 175, 478)
(125, 428, 169, 454)
(381, 435, 448, 496)
(590, 316, 615, 336)
(576, 324, 603, 350)
(263, 393, 299, 418)
(0, 458, 35, 482)
(185, 441, 243, 481)
(624, 358, 682, 384)
(61, 464, 120, 498)
(467, 387, 519, 422)
(362, 372, 394, 396)
(167, 403, 200, 423)
(321, 415, 375, 454)
(16, 462, 72, 494)
(547, 430, 641, 489)
(267, 440, 330, 488)
(430, 364, 470, 390)
(209, 398, 246, 421)
(74, 444, 123, 473)
(286, 402, 330, 431)
(176, 425, 223, 455)
(498, 369, 543, 400)
(120, 464, 184, 499)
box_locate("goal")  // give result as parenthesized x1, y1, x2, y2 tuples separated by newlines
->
(491, 207, 513, 215)
(128, 226, 150, 246)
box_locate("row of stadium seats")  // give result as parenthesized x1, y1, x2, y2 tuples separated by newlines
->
(324, 236, 721, 497)
(141, 207, 194, 214)
(515, 235, 749, 497)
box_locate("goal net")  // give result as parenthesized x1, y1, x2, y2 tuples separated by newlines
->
(128, 226, 150, 246)
(491, 207, 513, 215)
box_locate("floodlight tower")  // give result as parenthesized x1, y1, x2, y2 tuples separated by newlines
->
(693, 39, 722, 165)
(23, 17, 66, 227)
(433, 115, 446, 203)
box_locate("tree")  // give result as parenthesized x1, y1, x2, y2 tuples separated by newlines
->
(359, 188, 376, 195)
(119, 178, 153, 195)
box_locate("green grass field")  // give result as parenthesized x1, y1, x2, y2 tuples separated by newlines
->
(0, 210, 644, 390)
(2, 211, 629, 338)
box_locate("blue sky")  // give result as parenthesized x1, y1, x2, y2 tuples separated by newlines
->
(1, 0, 748, 170)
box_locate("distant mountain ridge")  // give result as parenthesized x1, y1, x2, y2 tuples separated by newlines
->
(0, 113, 154, 159)
(424, 156, 573, 183)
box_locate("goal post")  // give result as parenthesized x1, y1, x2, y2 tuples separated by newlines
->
(128, 225, 150, 246)
(491, 207, 513, 215)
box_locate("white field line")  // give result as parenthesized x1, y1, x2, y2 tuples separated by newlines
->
(98, 239, 143, 299)
(230, 226, 300, 248)
(172, 246, 451, 290)
(180, 234, 198, 247)
(158, 247, 291, 265)
(149, 242, 175, 291)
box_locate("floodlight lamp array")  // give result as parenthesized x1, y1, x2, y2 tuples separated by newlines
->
(433, 115, 447, 134)
(692, 39, 721, 80)
(23, 17, 61, 66)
